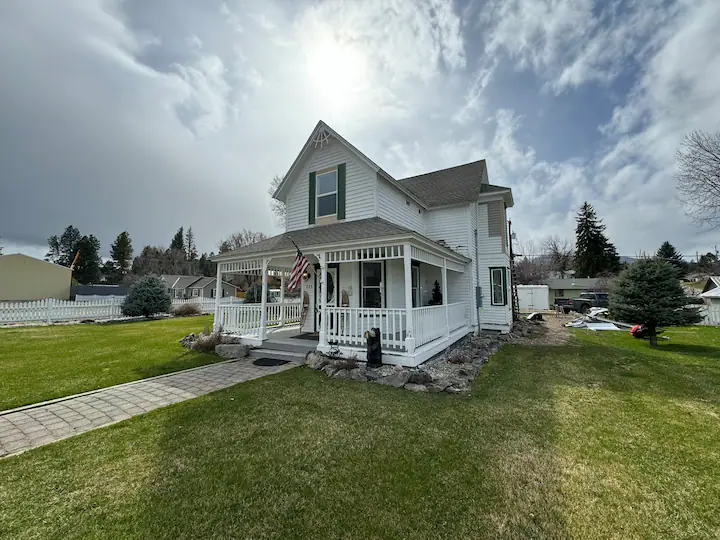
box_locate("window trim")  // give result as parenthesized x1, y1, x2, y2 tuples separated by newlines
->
(411, 264, 420, 308)
(315, 168, 338, 219)
(490, 267, 507, 306)
(361, 261, 384, 308)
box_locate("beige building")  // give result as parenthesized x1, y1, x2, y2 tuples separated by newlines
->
(0, 254, 71, 301)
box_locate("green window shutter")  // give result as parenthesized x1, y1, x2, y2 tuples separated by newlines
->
(337, 163, 346, 220)
(308, 172, 316, 225)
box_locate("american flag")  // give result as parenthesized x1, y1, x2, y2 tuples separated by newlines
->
(287, 241, 309, 292)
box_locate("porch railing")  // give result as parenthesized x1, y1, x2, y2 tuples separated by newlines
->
(325, 307, 407, 351)
(413, 302, 469, 349)
(218, 302, 302, 336)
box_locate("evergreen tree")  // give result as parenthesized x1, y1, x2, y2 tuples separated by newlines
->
(429, 280, 442, 305)
(46, 225, 81, 266)
(170, 227, 185, 252)
(610, 259, 703, 346)
(656, 241, 686, 278)
(73, 235, 102, 284)
(122, 276, 172, 317)
(110, 231, 133, 279)
(574, 202, 620, 277)
(185, 227, 197, 262)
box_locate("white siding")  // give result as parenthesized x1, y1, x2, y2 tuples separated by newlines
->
(426, 205, 472, 319)
(468, 202, 478, 326)
(285, 136, 377, 231)
(476, 202, 512, 329)
(376, 178, 425, 233)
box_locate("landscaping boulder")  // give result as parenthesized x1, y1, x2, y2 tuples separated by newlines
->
(215, 344, 249, 359)
(408, 371, 432, 385)
(179, 333, 197, 348)
(333, 369, 351, 380)
(426, 380, 450, 393)
(404, 383, 427, 392)
(305, 352, 330, 370)
(349, 368, 369, 382)
(375, 371, 411, 388)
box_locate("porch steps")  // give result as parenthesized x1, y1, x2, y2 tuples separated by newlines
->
(262, 340, 317, 354)
(248, 348, 307, 364)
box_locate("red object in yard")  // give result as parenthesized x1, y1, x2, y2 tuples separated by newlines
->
(630, 324, 646, 339)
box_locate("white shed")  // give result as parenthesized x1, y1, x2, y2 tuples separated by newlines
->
(517, 285, 550, 311)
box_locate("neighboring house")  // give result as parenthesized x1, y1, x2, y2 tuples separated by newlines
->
(211, 120, 514, 367)
(700, 276, 720, 306)
(71, 284, 129, 301)
(541, 278, 601, 306)
(0, 254, 71, 301)
(161, 274, 239, 299)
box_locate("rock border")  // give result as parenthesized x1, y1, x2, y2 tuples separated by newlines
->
(304, 318, 541, 393)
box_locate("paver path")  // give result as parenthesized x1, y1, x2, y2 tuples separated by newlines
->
(0, 357, 297, 458)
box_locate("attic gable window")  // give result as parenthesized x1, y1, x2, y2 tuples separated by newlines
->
(316, 169, 338, 218)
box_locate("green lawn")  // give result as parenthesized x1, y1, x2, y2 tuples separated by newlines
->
(1, 326, 718, 539)
(0, 315, 217, 410)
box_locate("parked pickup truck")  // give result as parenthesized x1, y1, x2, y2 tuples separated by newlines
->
(567, 292, 609, 314)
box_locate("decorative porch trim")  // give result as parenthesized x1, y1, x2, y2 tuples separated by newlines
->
(327, 244, 404, 264)
(218, 260, 263, 274)
(410, 246, 444, 268)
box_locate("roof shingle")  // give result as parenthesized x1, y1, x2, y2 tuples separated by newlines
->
(398, 160, 509, 207)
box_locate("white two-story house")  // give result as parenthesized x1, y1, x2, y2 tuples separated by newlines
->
(212, 121, 514, 367)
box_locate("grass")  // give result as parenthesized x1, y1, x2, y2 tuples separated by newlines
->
(1, 326, 719, 539)
(0, 315, 217, 410)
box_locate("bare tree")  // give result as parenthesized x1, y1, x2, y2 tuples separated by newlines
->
(512, 238, 550, 284)
(218, 229, 268, 253)
(542, 235, 575, 278)
(676, 130, 720, 228)
(268, 174, 286, 228)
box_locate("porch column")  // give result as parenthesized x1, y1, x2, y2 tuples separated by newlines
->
(280, 272, 285, 326)
(442, 258, 449, 338)
(318, 252, 328, 347)
(213, 262, 222, 331)
(259, 258, 270, 341)
(403, 243, 415, 353)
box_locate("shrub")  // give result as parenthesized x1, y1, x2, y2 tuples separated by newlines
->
(191, 326, 222, 353)
(174, 303, 201, 317)
(121, 276, 172, 317)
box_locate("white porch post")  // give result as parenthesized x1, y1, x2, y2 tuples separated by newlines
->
(442, 258, 449, 338)
(318, 252, 328, 347)
(213, 262, 222, 331)
(280, 272, 285, 327)
(259, 258, 270, 341)
(403, 243, 415, 353)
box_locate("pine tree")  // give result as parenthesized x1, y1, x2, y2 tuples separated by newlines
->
(46, 225, 81, 266)
(185, 227, 197, 262)
(122, 276, 172, 317)
(656, 241, 686, 278)
(574, 202, 620, 277)
(110, 231, 133, 281)
(610, 259, 703, 346)
(73, 235, 102, 284)
(170, 227, 185, 252)
(429, 280, 442, 305)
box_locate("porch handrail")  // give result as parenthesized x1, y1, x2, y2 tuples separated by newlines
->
(218, 302, 302, 336)
(326, 307, 407, 351)
(413, 302, 468, 349)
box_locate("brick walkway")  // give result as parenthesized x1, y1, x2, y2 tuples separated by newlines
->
(0, 358, 298, 458)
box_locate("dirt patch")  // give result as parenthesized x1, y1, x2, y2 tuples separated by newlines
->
(513, 314, 572, 345)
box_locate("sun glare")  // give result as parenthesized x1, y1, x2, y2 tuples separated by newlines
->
(304, 33, 369, 115)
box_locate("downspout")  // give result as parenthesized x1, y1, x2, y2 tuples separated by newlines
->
(475, 203, 482, 334)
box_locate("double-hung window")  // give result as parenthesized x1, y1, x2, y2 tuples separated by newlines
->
(316, 169, 338, 218)
(490, 267, 507, 306)
(361, 262, 383, 308)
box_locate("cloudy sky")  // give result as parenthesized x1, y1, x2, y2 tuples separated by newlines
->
(1, 0, 719, 260)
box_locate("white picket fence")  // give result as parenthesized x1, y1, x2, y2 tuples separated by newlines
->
(0, 297, 243, 324)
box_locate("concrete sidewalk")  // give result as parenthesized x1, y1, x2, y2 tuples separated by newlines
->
(0, 357, 298, 458)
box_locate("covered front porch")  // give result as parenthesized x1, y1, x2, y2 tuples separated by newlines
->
(212, 238, 471, 367)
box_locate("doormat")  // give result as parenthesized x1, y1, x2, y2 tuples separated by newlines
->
(252, 358, 290, 367)
(292, 333, 320, 341)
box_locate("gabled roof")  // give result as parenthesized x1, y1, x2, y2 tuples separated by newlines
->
(211, 217, 470, 263)
(701, 276, 720, 297)
(398, 160, 513, 208)
(160, 275, 184, 288)
(273, 121, 427, 208)
(189, 277, 238, 290)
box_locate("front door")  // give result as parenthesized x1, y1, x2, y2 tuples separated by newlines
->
(315, 267, 338, 332)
